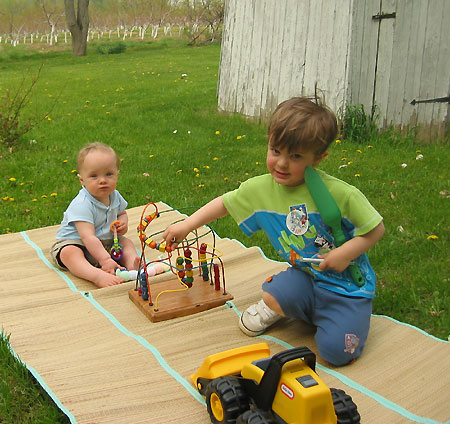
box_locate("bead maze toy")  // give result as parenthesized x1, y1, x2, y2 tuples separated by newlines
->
(128, 203, 233, 322)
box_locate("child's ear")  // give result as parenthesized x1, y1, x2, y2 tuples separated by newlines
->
(313, 151, 328, 166)
(77, 173, 84, 185)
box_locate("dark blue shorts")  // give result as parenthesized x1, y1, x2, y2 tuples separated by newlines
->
(262, 266, 372, 366)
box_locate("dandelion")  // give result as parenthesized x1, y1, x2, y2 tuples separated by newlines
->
(177, 170, 182, 173)
(9, 198, 14, 201)
(213, 157, 219, 161)
(354, 174, 361, 177)
(335, 139, 342, 143)
(427, 235, 438, 240)
(195, 174, 200, 177)
(193, 168, 199, 173)
(2, 196, 9, 201)
(341, 157, 347, 161)
(32, 198, 38, 202)
(149, 154, 154, 158)
(41, 195, 47, 198)
(356, 149, 363, 154)
(215, 131, 220, 135)
(237, 135, 242, 140)
(50, 193, 57, 197)
(224, 177, 229, 181)
(63, 159, 68, 163)
(19, 182, 24, 186)
(368, 145, 374, 149)
(198, 184, 204, 188)
(9, 177, 16, 182)
(106, 112, 110, 115)
(71, 169, 77, 173)
(347, 161, 353, 165)
(256, 162, 261, 165)
(203, 165, 210, 169)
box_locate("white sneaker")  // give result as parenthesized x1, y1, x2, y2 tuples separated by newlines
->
(239, 299, 281, 336)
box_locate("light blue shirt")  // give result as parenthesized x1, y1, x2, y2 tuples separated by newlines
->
(56, 187, 128, 240)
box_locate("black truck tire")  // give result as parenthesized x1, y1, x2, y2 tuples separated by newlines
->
(331, 388, 361, 424)
(206, 376, 250, 423)
(236, 409, 276, 424)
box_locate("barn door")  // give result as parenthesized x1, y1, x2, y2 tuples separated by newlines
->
(371, 0, 397, 121)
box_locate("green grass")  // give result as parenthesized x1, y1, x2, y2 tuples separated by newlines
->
(0, 38, 449, 421)
(0, 332, 70, 423)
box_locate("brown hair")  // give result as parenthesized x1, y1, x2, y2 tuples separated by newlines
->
(77, 142, 120, 172)
(268, 96, 338, 156)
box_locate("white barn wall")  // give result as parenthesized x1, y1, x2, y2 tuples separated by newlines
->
(218, 0, 449, 139)
(218, 0, 353, 121)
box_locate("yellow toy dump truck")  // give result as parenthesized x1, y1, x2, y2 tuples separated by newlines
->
(191, 343, 360, 424)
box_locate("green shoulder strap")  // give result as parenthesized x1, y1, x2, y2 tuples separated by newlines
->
(304, 166, 364, 287)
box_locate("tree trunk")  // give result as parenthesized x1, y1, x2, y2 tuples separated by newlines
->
(64, 0, 89, 56)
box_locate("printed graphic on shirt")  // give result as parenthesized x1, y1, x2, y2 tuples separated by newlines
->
(286, 204, 309, 236)
(313, 234, 334, 251)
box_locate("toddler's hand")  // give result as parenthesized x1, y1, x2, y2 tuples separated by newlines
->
(163, 221, 191, 249)
(318, 248, 352, 273)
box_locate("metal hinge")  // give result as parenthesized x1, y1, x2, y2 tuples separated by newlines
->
(372, 12, 396, 20)
(410, 96, 450, 106)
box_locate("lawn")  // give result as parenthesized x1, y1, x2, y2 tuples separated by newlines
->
(0, 38, 448, 421)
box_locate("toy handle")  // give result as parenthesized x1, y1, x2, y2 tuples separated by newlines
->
(348, 264, 364, 287)
(110, 220, 120, 235)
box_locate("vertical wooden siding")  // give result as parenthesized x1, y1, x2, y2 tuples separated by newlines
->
(218, 0, 449, 139)
(348, 0, 449, 138)
(217, 0, 353, 121)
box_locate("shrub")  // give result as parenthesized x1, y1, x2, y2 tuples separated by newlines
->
(339, 104, 379, 144)
(0, 65, 43, 148)
(96, 41, 127, 55)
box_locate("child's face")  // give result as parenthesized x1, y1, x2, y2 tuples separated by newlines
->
(266, 143, 326, 187)
(78, 150, 119, 204)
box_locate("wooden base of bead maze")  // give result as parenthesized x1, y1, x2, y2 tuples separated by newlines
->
(128, 277, 233, 323)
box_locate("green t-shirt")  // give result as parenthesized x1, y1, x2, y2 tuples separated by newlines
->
(222, 170, 383, 298)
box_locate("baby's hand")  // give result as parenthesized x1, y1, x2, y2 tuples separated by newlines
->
(115, 220, 128, 236)
(100, 257, 123, 275)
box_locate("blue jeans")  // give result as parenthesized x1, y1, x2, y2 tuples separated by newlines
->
(262, 266, 372, 366)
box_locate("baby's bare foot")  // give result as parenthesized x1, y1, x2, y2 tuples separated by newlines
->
(132, 256, 141, 270)
(93, 270, 124, 288)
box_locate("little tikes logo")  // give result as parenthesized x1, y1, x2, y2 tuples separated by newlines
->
(280, 383, 294, 399)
